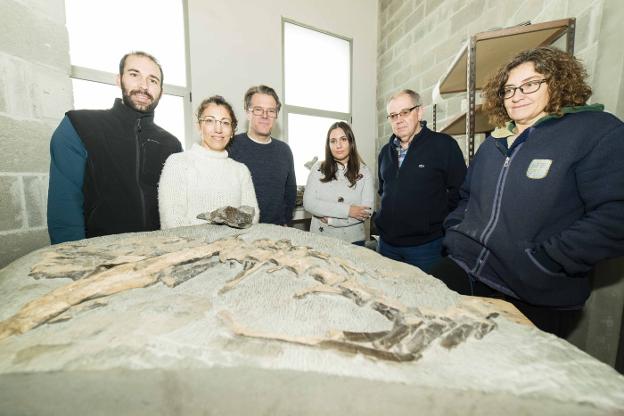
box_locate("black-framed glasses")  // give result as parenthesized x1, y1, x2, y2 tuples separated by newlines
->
(249, 106, 278, 118)
(500, 79, 548, 99)
(199, 116, 232, 128)
(387, 105, 419, 121)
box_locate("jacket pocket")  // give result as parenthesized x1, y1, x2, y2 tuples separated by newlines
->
(524, 248, 567, 277)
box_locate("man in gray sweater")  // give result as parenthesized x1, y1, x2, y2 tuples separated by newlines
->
(228, 85, 296, 225)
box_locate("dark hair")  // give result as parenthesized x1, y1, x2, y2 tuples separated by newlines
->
(196, 95, 238, 133)
(243, 85, 282, 112)
(482, 46, 592, 127)
(119, 51, 164, 86)
(320, 121, 363, 188)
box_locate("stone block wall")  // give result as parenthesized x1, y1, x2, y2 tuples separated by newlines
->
(0, 0, 72, 267)
(376, 0, 624, 369)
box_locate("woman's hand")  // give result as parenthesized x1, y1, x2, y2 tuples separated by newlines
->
(349, 205, 371, 221)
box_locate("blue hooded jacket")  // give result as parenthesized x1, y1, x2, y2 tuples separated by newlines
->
(444, 105, 624, 307)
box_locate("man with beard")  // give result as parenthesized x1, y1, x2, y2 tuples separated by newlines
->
(47, 51, 182, 244)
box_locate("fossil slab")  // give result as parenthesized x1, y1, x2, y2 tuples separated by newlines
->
(0, 224, 623, 415)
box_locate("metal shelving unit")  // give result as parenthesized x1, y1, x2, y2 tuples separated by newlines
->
(433, 18, 576, 161)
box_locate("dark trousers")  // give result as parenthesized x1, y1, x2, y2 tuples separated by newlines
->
(378, 237, 443, 273)
(429, 257, 582, 338)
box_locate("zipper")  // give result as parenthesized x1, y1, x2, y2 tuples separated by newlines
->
(135, 118, 147, 228)
(471, 152, 515, 275)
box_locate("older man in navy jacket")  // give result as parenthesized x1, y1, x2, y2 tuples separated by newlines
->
(375, 89, 466, 272)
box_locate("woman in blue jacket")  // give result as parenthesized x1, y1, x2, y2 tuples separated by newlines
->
(430, 46, 624, 337)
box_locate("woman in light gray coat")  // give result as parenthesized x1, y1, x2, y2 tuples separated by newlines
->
(303, 122, 374, 245)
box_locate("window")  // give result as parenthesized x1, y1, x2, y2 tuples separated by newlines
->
(283, 20, 352, 185)
(64, 0, 190, 145)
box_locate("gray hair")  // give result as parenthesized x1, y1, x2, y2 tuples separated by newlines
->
(388, 89, 422, 107)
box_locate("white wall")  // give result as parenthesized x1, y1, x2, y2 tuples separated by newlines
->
(187, 0, 378, 169)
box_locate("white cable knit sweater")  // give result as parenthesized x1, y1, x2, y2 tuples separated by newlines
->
(158, 143, 259, 229)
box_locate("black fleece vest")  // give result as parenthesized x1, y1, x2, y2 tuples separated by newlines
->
(66, 99, 181, 238)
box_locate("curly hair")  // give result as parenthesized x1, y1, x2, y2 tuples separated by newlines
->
(320, 121, 364, 188)
(196, 95, 238, 133)
(481, 46, 592, 127)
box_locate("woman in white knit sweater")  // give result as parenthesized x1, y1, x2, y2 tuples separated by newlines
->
(158, 96, 259, 229)
(303, 122, 374, 244)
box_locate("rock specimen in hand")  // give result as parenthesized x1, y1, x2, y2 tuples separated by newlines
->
(196, 205, 255, 228)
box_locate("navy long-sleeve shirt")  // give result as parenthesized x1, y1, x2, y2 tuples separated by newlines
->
(228, 133, 296, 225)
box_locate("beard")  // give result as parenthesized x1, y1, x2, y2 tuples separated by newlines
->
(121, 83, 162, 113)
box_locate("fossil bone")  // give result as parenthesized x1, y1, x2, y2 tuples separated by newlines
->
(0, 235, 497, 361)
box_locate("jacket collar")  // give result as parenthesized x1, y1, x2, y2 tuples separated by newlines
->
(491, 104, 604, 138)
(388, 121, 430, 147)
(112, 98, 156, 124)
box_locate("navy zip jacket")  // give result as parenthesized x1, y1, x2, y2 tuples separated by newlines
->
(375, 125, 466, 246)
(444, 106, 624, 307)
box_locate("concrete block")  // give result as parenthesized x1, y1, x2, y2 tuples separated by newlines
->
(404, 4, 425, 30)
(450, 0, 484, 34)
(420, 62, 448, 91)
(509, 0, 545, 26)
(0, 114, 54, 173)
(409, 16, 434, 44)
(24, 175, 48, 228)
(466, 9, 502, 35)
(383, 1, 413, 34)
(0, 228, 49, 269)
(0, 68, 7, 113)
(0, 56, 35, 119)
(567, 0, 594, 17)
(387, 0, 410, 21)
(394, 35, 414, 59)
(0, 56, 70, 121)
(378, 49, 394, 71)
(386, 25, 410, 48)
(32, 64, 73, 121)
(377, 38, 389, 55)
(18, 0, 67, 23)
(573, 10, 592, 53)
(0, 0, 70, 70)
(421, 25, 451, 54)
(433, 35, 465, 64)
(0, 176, 24, 231)
(536, 0, 568, 22)
(393, 67, 411, 88)
(425, 0, 445, 15)
(576, 45, 598, 84)
(434, 0, 468, 23)
(379, 0, 393, 13)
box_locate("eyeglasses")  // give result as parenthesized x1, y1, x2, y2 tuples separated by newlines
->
(249, 106, 278, 118)
(500, 79, 548, 99)
(387, 105, 419, 121)
(199, 116, 232, 128)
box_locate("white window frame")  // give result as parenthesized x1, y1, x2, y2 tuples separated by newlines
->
(66, 0, 193, 146)
(281, 18, 353, 153)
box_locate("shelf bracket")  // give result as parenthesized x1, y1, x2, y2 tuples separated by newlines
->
(466, 35, 477, 162)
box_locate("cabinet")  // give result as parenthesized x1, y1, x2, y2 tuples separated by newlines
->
(433, 18, 576, 160)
